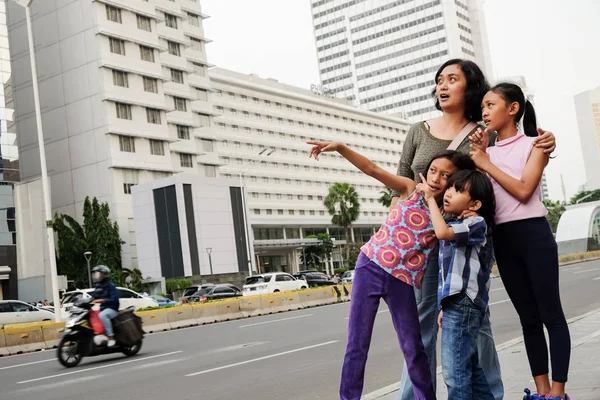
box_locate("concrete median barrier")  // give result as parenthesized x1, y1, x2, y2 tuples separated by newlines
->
(3, 323, 46, 354)
(41, 321, 65, 348)
(300, 287, 337, 308)
(239, 295, 261, 317)
(215, 299, 244, 322)
(281, 292, 303, 311)
(192, 303, 220, 324)
(0, 329, 8, 356)
(137, 308, 171, 333)
(259, 293, 284, 314)
(166, 305, 197, 330)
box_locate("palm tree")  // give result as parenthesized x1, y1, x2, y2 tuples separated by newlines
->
(378, 187, 394, 208)
(324, 182, 360, 262)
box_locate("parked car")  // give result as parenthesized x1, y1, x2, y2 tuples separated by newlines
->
(341, 270, 355, 283)
(180, 284, 216, 303)
(147, 294, 178, 307)
(294, 271, 335, 287)
(242, 273, 308, 296)
(186, 284, 242, 303)
(0, 300, 56, 326)
(60, 287, 159, 318)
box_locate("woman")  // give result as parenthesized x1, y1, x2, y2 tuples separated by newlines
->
(393, 59, 556, 400)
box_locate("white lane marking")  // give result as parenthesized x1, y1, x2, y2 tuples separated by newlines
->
(185, 341, 339, 377)
(17, 375, 102, 393)
(574, 268, 599, 274)
(239, 314, 313, 328)
(0, 358, 56, 371)
(489, 299, 511, 306)
(131, 358, 182, 370)
(594, 277, 600, 281)
(345, 309, 389, 320)
(17, 351, 183, 385)
(572, 328, 600, 348)
(566, 266, 582, 271)
(490, 287, 505, 292)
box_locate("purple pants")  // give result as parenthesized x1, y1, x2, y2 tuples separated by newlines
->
(340, 252, 435, 400)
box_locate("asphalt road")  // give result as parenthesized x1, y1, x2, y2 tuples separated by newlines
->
(1, 259, 599, 400)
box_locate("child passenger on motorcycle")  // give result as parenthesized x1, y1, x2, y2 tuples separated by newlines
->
(90, 265, 120, 347)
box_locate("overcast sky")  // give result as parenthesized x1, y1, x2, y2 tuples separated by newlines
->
(202, 0, 600, 201)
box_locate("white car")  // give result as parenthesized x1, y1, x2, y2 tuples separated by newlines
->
(0, 300, 56, 326)
(60, 287, 158, 318)
(341, 270, 355, 283)
(242, 273, 308, 296)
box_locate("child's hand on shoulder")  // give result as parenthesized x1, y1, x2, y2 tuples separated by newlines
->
(416, 173, 435, 201)
(307, 141, 341, 160)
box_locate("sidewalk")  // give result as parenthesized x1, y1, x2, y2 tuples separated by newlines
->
(367, 308, 600, 400)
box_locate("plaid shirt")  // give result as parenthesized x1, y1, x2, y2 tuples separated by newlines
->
(437, 216, 492, 311)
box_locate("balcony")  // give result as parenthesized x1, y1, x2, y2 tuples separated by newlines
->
(188, 74, 212, 90)
(103, 87, 169, 111)
(185, 48, 211, 66)
(170, 137, 199, 154)
(196, 152, 225, 166)
(163, 82, 194, 99)
(97, 18, 160, 50)
(159, 52, 190, 72)
(156, 23, 187, 45)
(166, 110, 195, 127)
(154, 0, 183, 16)
(191, 100, 216, 116)
(193, 126, 217, 140)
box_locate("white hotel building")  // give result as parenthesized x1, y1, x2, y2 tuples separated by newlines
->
(209, 68, 409, 271)
(310, 0, 493, 121)
(7, 0, 215, 271)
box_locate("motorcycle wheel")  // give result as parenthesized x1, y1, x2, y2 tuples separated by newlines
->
(57, 336, 82, 368)
(122, 340, 142, 357)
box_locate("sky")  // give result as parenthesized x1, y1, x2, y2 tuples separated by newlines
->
(202, 0, 600, 202)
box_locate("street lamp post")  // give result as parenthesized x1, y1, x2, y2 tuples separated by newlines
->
(16, 0, 61, 321)
(206, 247, 213, 275)
(238, 148, 275, 277)
(83, 251, 92, 289)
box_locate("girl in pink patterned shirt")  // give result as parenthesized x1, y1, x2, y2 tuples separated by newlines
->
(308, 140, 475, 400)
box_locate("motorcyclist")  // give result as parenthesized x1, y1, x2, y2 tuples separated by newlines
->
(90, 265, 120, 347)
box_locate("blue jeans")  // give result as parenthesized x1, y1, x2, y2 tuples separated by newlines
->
(441, 294, 494, 400)
(398, 252, 504, 400)
(99, 308, 118, 337)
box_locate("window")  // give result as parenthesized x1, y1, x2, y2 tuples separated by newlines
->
(109, 37, 125, 55)
(119, 135, 135, 152)
(319, 210, 325, 216)
(143, 77, 158, 93)
(112, 70, 128, 87)
(139, 45, 154, 62)
(136, 15, 151, 31)
(190, 37, 204, 51)
(192, 62, 206, 75)
(196, 89, 208, 101)
(177, 125, 190, 139)
(115, 102, 132, 120)
(289, 210, 295, 215)
(174, 97, 187, 111)
(201, 139, 213, 152)
(149, 139, 164, 155)
(309, 210, 315, 215)
(266, 209, 273, 215)
(299, 210, 305, 215)
(278, 209, 284, 215)
(165, 13, 178, 29)
(123, 169, 139, 194)
(167, 41, 181, 56)
(180, 153, 193, 168)
(254, 209, 261, 215)
(146, 108, 161, 124)
(187, 12, 200, 27)
(171, 68, 184, 83)
(198, 114, 211, 127)
(106, 5, 122, 23)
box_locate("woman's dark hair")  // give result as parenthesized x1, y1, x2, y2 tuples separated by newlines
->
(421, 150, 476, 182)
(490, 82, 538, 137)
(446, 169, 496, 230)
(431, 59, 490, 122)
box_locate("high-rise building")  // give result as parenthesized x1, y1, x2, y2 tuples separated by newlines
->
(310, 0, 492, 120)
(7, 0, 215, 270)
(0, 0, 18, 300)
(574, 87, 600, 191)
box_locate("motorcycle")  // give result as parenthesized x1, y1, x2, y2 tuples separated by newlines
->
(57, 297, 143, 368)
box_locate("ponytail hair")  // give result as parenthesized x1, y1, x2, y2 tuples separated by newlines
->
(490, 83, 538, 137)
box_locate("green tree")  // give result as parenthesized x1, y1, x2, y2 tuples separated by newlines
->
(53, 196, 125, 288)
(300, 233, 334, 270)
(324, 183, 360, 261)
(378, 187, 394, 209)
(114, 268, 144, 292)
(570, 189, 600, 205)
(543, 199, 566, 233)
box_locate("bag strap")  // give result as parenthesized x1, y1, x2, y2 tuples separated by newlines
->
(447, 121, 477, 151)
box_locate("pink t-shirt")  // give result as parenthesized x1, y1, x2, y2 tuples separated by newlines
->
(487, 132, 548, 225)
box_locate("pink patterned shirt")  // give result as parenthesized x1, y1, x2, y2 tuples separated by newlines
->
(361, 190, 438, 288)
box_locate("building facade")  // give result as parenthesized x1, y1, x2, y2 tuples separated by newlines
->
(210, 68, 410, 273)
(310, 0, 492, 120)
(574, 87, 600, 191)
(7, 0, 215, 270)
(0, 0, 17, 300)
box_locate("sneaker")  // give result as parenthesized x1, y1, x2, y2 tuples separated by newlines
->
(107, 339, 116, 348)
(523, 388, 546, 400)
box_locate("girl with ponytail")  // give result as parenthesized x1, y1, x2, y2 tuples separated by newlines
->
(470, 83, 571, 400)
